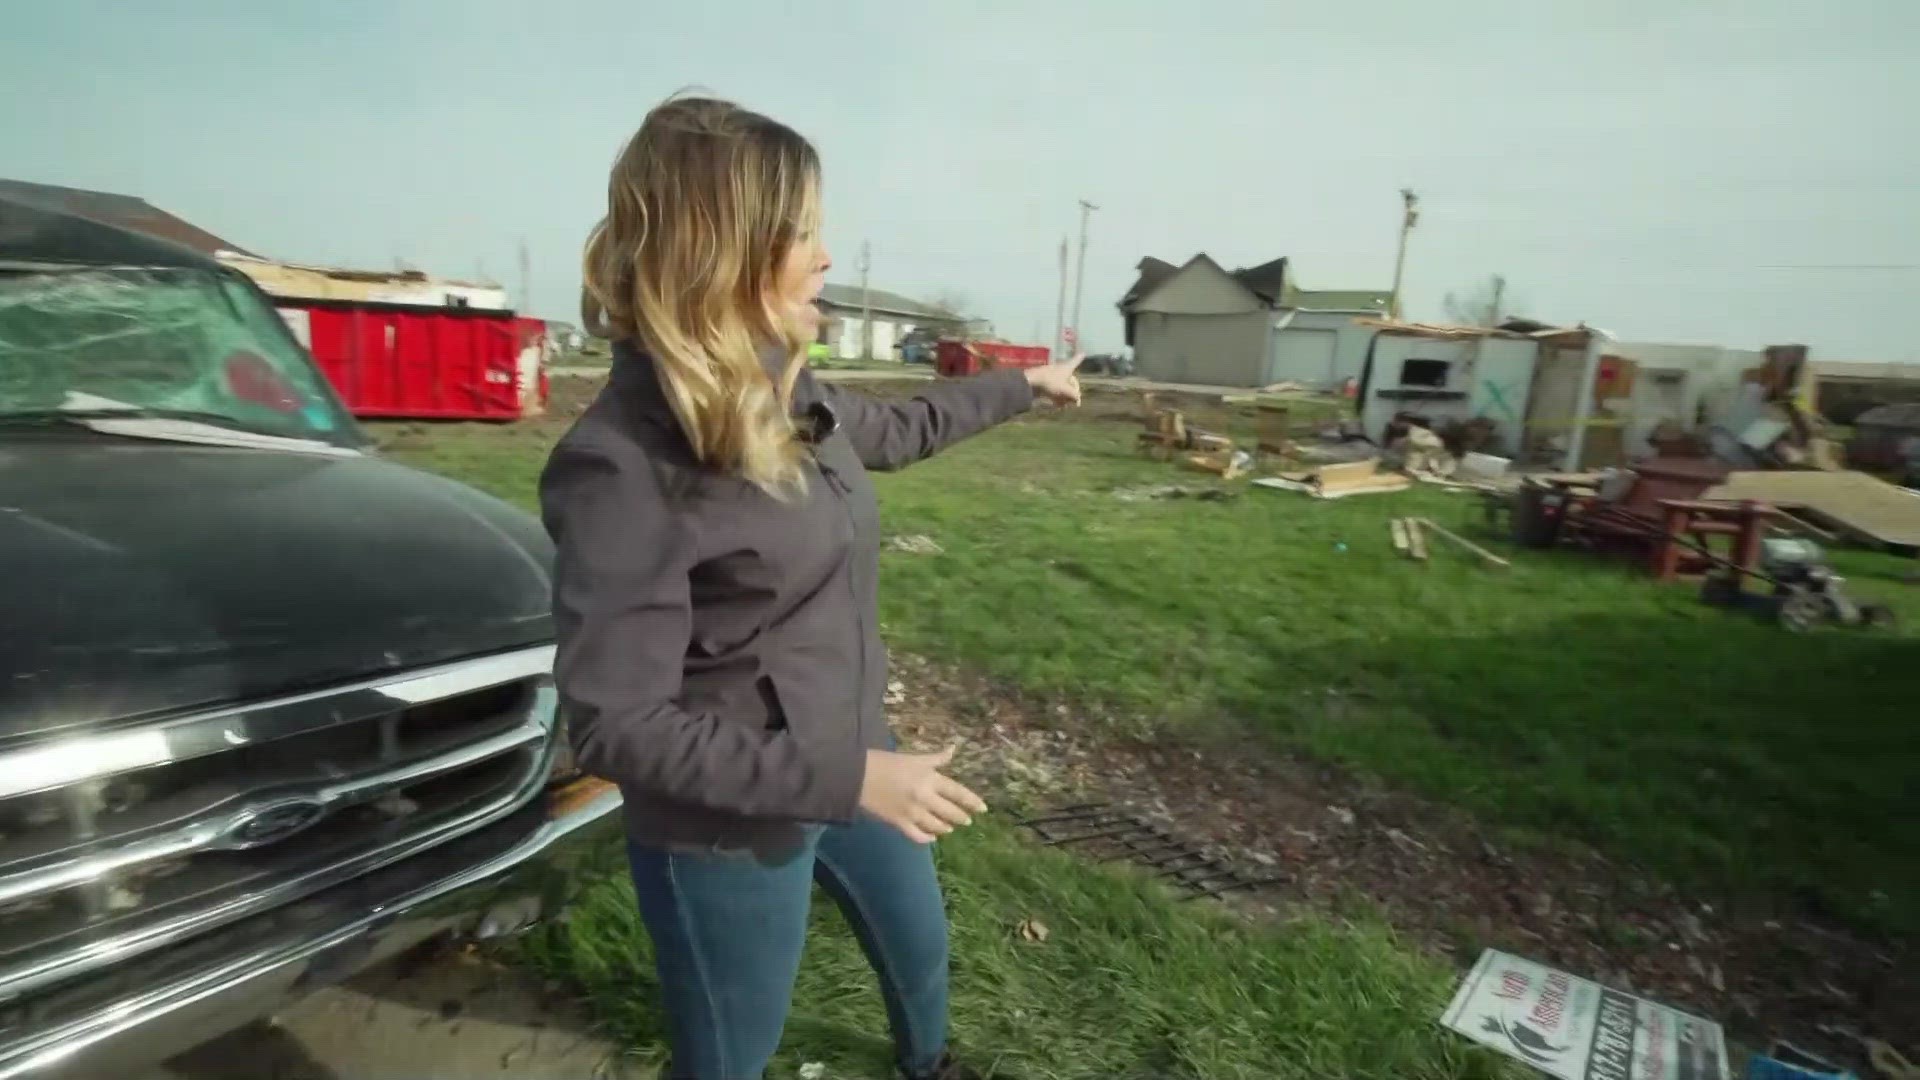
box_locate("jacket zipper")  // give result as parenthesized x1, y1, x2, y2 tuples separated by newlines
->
(811, 450, 869, 746)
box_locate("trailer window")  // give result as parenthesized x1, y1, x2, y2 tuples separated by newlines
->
(1400, 358, 1450, 387)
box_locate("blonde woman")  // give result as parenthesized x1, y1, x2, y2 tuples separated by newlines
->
(540, 96, 1081, 1080)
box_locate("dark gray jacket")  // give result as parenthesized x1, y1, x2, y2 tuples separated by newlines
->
(539, 345, 1034, 853)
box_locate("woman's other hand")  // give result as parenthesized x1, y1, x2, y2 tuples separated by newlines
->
(1025, 352, 1084, 407)
(859, 746, 988, 844)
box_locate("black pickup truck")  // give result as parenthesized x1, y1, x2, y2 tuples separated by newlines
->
(0, 194, 621, 1077)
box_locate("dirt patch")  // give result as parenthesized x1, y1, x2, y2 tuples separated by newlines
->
(883, 654, 1914, 1071)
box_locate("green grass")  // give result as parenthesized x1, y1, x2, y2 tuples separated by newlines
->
(379, 390, 1916, 1075)
(865, 416, 1920, 934)
(381, 400, 1920, 936)
(517, 820, 1522, 1080)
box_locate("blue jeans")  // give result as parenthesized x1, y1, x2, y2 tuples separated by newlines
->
(628, 814, 950, 1080)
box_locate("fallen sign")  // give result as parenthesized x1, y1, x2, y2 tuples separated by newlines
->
(1442, 949, 1730, 1080)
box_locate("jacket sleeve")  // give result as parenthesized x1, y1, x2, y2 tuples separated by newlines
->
(818, 368, 1034, 472)
(539, 438, 865, 822)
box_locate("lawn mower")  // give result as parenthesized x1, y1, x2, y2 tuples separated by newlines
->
(1699, 537, 1898, 632)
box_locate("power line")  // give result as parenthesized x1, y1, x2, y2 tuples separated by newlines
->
(1755, 264, 1920, 271)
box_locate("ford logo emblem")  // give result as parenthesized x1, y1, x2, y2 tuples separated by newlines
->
(222, 797, 331, 849)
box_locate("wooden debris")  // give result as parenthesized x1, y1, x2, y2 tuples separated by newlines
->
(1391, 518, 1411, 554)
(1414, 475, 1501, 493)
(1406, 518, 1429, 562)
(1189, 430, 1234, 455)
(1325, 475, 1413, 497)
(1415, 517, 1511, 569)
(1310, 459, 1413, 498)
(1136, 408, 1190, 459)
(1256, 459, 1412, 500)
(1706, 470, 1920, 550)
(1316, 459, 1379, 486)
(1183, 451, 1247, 481)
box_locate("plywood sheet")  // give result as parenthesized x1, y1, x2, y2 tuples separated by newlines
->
(1704, 470, 1920, 549)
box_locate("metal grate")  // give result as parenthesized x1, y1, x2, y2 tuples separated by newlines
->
(1015, 803, 1286, 901)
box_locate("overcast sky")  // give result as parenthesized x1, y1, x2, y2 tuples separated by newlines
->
(7, 0, 1917, 359)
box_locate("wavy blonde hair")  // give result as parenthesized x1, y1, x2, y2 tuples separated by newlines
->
(582, 95, 820, 497)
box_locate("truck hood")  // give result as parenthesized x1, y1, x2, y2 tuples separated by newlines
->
(0, 441, 555, 739)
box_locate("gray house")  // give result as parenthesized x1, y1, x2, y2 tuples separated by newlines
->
(1119, 253, 1388, 389)
(814, 283, 972, 360)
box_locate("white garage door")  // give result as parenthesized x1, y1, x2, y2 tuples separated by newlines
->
(1269, 329, 1338, 388)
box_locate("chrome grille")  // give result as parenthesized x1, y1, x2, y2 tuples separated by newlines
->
(0, 646, 556, 1003)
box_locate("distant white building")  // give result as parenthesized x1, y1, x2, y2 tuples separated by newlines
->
(544, 320, 586, 352)
(813, 284, 970, 360)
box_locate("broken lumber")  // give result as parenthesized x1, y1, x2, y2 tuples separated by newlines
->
(1415, 517, 1511, 569)
(1391, 518, 1411, 554)
(1316, 458, 1379, 486)
(1320, 474, 1413, 497)
(1182, 452, 1247, 481)
(1406, 518, 1429, 562)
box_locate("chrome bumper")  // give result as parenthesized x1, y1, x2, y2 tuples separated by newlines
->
(0, 779, 624, 1079)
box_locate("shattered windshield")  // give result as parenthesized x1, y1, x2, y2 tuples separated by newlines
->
(0, 266, 359, 446)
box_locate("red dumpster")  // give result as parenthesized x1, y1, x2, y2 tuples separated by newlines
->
(934, 339, 1051, 378)
(284, 302, 548, 421)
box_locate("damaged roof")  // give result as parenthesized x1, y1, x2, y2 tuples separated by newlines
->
(815, 283, 962, 321)
(1354, 316, 1592, 343)
(1120, 253, 1292, 310)
(1231, 256, 1289, 304)
(1119, 256, 1179, 308)
(0, 178, 256, 259)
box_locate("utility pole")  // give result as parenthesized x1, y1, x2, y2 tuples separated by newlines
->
(857, 240, 872, 360)
(1069, 199, 1098, 355)
(517, 238, 532, 316)
(1388, 188, 1419, 321)
(1052, 235, 1068, 359)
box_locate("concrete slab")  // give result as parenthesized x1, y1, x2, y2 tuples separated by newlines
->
(144, 947, 651, 1080)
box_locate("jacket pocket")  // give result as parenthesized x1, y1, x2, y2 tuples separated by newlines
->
(683, 670, 792, 734)
(753, 674, 788, 732)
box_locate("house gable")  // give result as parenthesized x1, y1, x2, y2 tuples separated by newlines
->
(1130, 254, 1264, 315)
(1120, 256, 1179, 309)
